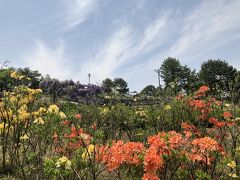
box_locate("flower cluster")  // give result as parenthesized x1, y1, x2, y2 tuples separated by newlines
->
(189, 137, 220, 164)
(143, 131, 185, 178)
(97, 127, 224, 179)
(55, 156, 72, 170)
(10, 71, 31, 81)
(97, 141, 145, 171)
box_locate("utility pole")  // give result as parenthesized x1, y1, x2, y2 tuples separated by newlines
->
(88, 73, 91, 85)
(154, 69, 161, 90)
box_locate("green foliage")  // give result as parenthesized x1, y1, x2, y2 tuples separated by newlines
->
(0, 68, 14, 92)
(199, 59, 238, 94)
(102, 78, 113, 93)
(160, 57, 198, 94)
(17, 67, 42, 89)
(102, 77, 129, 95)
(140, 85, 157, 96)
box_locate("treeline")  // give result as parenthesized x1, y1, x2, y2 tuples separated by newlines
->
(1, 58, 240, 103)
(0, 66, 102, 103)
(139, 58, 240, 102)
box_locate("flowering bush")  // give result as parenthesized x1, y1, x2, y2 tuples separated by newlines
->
(1, 79, 240, 179)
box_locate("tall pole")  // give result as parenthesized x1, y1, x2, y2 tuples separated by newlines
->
(88, 73, 91, 85)
(154, 69, 161, 90)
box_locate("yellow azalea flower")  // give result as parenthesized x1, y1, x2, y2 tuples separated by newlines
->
(18, 75, 25, 80)
(59, 156, 68, 163)
(236, 147, 240, 152)
(82, 151, 88, 160)
(82, 144, 95, 160)
(39, 107, 46, 113)
(235, 117, 240, 121)
(88, 144, 95, 153)
(224, 103, 231, 107)
(135, 110, 147, 117)
(17, 105, 30, 121)
(27, 88, 34, 94)
(18, 97, 29, 106)
(27, 88, 42, 95)
(227, 161, 236, 168)
(55, 161, 61, 168)
(56, 156, 71, 169)
(10, 97, 17, 104)
(100, 107, 110, 115)
(48, 104, 59, 114)
(35, 89, 42, 93)
(33, 117, 45, 125)
(0, 123, 5, 129)
(80, 133, 89, 140)
(27, 95, 34, 103)
(20, 134, 29, 140)
(164, 104, 171, 110)
(0, 109, 13, 119)
(10, 71, 18, 79)
(33, 107, 47, 116)
(65, 160, 72, 170)
(136, 132, 143, 136)
(0, 102, 3, 108)
(59, 111, 66, 119)
(105, 95, 111, 100)
(228, 173, 238, 178)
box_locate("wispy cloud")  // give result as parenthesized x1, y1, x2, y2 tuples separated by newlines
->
(22, 40, 71, 80)
(64, 0, 97, 29)
(10, 0, 240, 91)
(169, 0, 240, 59)
(78, 14, 171, 83)
(80, 27, 133, 82)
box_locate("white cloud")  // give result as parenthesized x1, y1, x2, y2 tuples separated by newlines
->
(78, 14, 170, 84)
(139, 16, 167, 52)
(65, 0, 97, 29)
(22, 40, 71, 80)
(80, 27, 133, 82)
(169, 0, 240, 59)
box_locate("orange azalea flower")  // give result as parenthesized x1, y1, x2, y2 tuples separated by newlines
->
(92, 122, 97, 130)
(189, 99, 206, 108)
(215, 100, 222, 106)
(96, 141, 145, 171)
(208, 117, 225, 128)
(198, 86, 210, 93)
(75, 113, 82, 119)
(53, 132, 58, 143)
(144, 147, 164, 172)
(182, 122, 196, 131)
(223, 111, 232, 119)
(225, 121, 235, 126)
(190, 137, 220, 164)
(194, 85, 210, 97)
(192, 137, 219, 152)
(63, 120, 70, 126)
(176, 94, 184, 100)
(142, 172, 160, 180)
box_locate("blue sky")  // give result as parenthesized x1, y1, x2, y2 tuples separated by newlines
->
(0, 0, 240, 91)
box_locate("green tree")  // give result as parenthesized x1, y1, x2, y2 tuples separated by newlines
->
(0, 68, 14, 92)
(17, 67, 42, 89)
(160, 57, 197, 94)
(199, 59, 237, 94)
(102, 78, 113, 94)
(39, 78, 63, 103)
(160, 57, 182, 86)
(140, 85, 157, 96)
(113, 78, 129, 95)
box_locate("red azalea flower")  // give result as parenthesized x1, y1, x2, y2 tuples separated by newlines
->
(75, 113, 82, 119)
